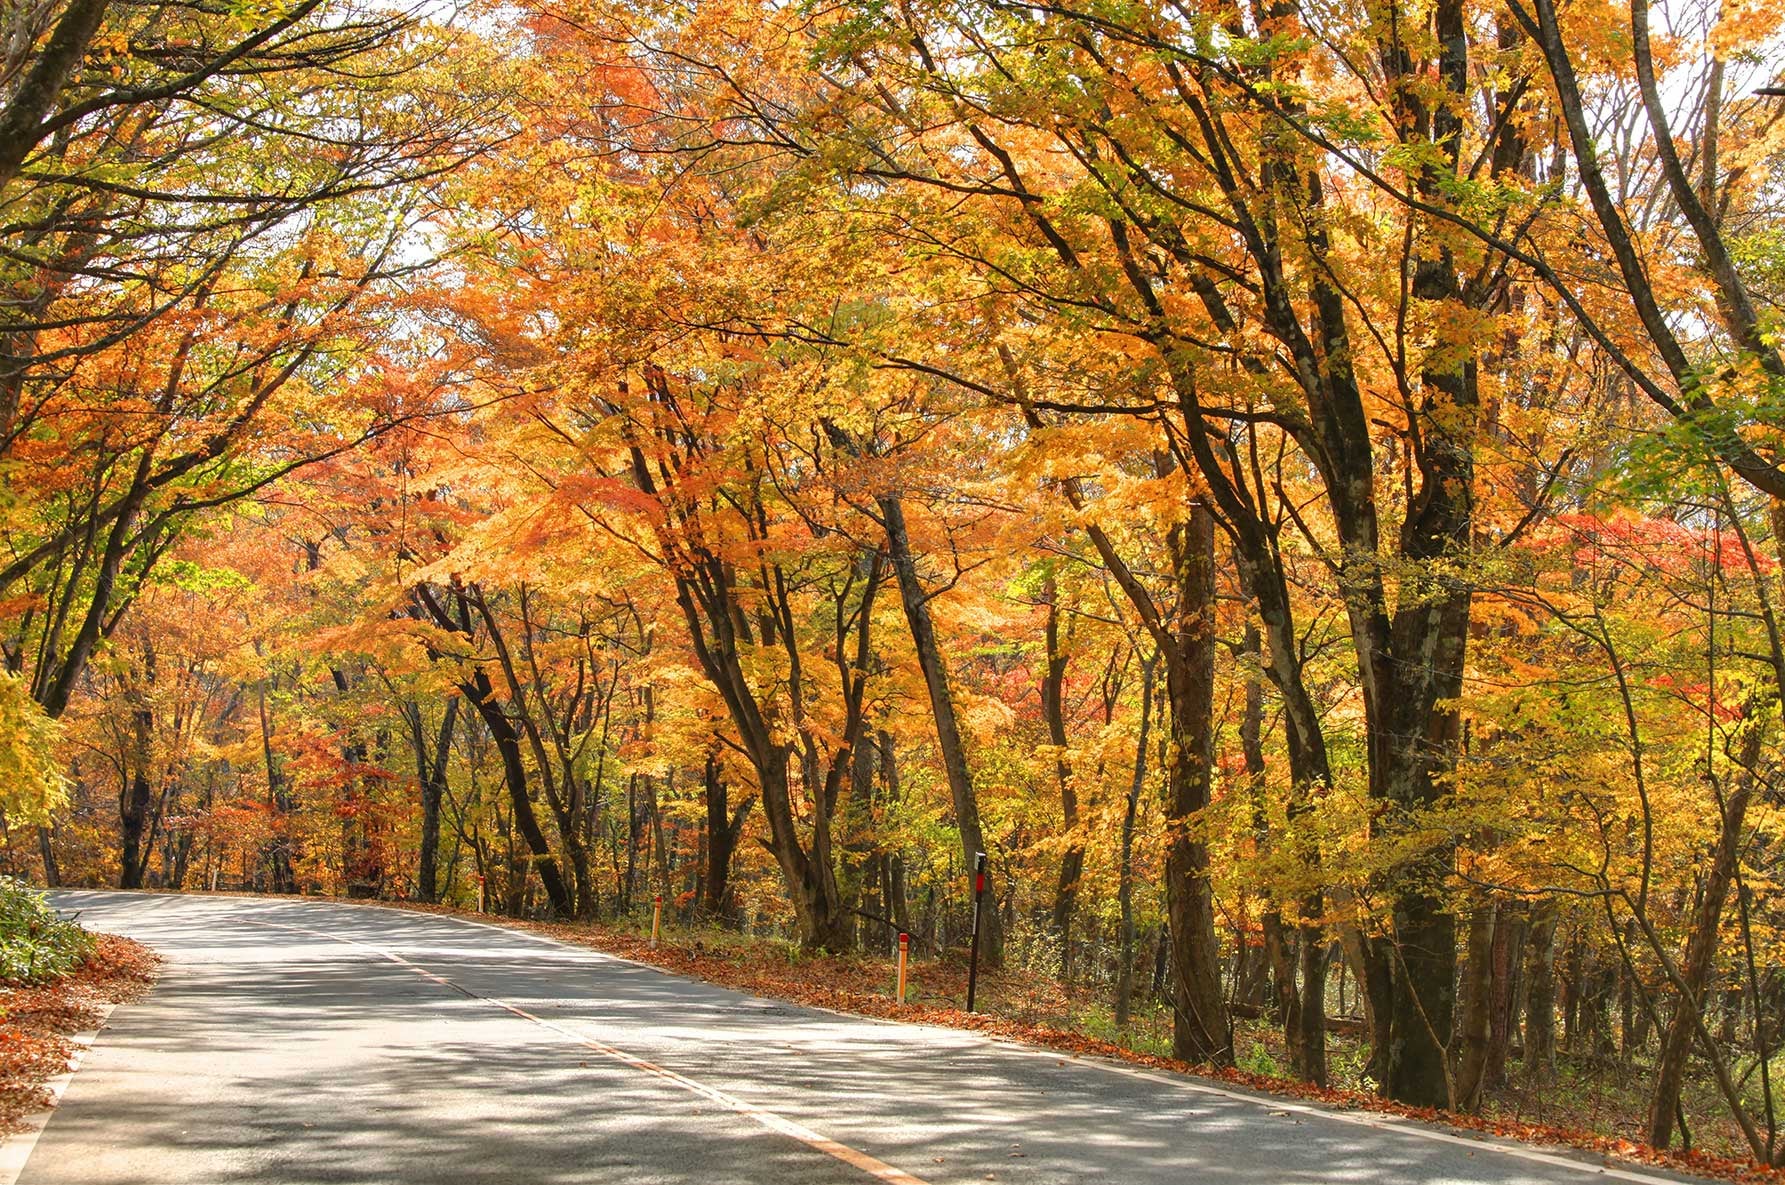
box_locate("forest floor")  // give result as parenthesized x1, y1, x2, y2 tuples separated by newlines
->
(0, 935, 159, 1135)
(385, 900, 1773, 1182)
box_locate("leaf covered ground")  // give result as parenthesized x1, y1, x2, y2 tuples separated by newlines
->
(0, 934, 159, 1134)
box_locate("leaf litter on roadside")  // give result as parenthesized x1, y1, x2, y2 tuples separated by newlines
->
(0, 934, 159, 1134)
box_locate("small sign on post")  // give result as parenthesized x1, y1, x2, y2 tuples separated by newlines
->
(897, 932, 909, 1005)
(651, 893, 663, 949)
(966, 851, 987, 1013)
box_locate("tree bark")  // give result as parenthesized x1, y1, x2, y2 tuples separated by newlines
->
(257, 682, 295, 893)
(701, 756, 751, 924)
(0, 0, 113, 192)
(1452, 900, 1496, 1111)
(1487, 904, 1526, 1090)
(37, 827, 60, 888)
(1525, 901, 1559, 1076)
(881, 731, 910, 937)
(1041, 577, 1083, 979)
(1114, 653, 1155, 1029)
(1160, 504, 1231, 1064)
(1646, 763, 1754, 1147)
(412, 697, 458, 903)
(461, 667, 574, 918)
(118, 647, 155, 890)
(414, 583, 574, 918)
(880, 493, 1001, 967)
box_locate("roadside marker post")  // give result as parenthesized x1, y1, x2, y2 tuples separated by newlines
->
(651, 893, 663, 948)
(966, 851, 987, 1013)
(476, 874, 485, 914)
(896, 932, 909, 1004)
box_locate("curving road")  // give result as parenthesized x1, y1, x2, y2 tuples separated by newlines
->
(10, 892, 1705, 1185)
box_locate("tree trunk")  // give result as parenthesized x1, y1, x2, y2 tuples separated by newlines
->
(118, 770, 152, 889)
(1525, 901, 1559, 1076)
(1452, 899, 1496, 1111)
(1160, 505, 1231, 1064)
(1114, 654, 1155, 1030)
(1647, 770, 1753, 1147)
(756, 744, 852, 951)
(1041, 578, 1083, 978)
(415, 697, 458, 903)
(461, 668, 574, 918)
(1487, 904, 1525, 1090)
(839, 731, 879, 950)
(881, 732, 910, 937)
(1297, 927, 1330, 1085)
(37, 826, 59, 888)
(880, 493, 1001, 967)
(1565, 934, 1588, 1052)
(118, 659, 155, 890)
(257, 681, 295, 893)
(702, 757, 751, 924)
(1240, 617, 1318, 1078)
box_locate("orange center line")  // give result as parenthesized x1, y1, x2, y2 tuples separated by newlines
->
(256, 920, 932, 1185)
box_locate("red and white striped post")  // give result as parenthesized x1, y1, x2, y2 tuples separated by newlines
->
(651, 893, 663, 948)
(896, 932, 909, 1005)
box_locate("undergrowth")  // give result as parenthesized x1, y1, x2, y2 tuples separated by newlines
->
(0, 877, 92, 984)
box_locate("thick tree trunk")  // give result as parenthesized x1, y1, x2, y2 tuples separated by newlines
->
(1453, 900, 1496, 1111)
(1240, 618, 1319, 1078)
(701, 757, 751, 924)
(1161, 505, 1231, 1064)
(1368, 525, 1471, 1108)
(1297, 928, 1330, 1084)
(1386, 893, 1459, 1107)
(118, 770, 152, 889)
(1562, 934, 1584, 1052)
(168, 831, 192, 889)
(1263, 914, 1299, 1034)
(1525, 902, 1559, 1076)
(622, 774, 641, 913)
(755, 745, 852, 951)
(1487, 904, 1526, 1090)
(880, 493, 1001, 967)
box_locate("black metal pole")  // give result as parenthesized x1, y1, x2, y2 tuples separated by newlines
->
(966, 850, 987, 1013)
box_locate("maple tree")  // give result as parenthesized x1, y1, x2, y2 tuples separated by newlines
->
(1, 0, 1784, 1165)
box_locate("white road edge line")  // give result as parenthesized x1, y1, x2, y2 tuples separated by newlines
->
(0, 1003, 116, 1185)
(250, 918, 932, 1185)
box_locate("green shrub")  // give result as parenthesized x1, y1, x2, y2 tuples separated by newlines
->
(0, 877, 92, 983)
(1237, 1037, 1287, 1079)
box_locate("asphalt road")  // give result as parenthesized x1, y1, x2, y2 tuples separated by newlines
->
(12, 892, 1706, 1185)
